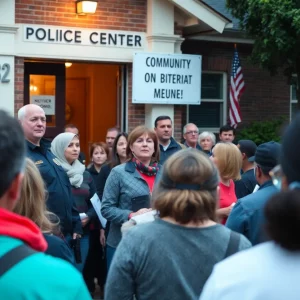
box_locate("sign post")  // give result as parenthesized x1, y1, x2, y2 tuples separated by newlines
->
(132, 53, 201, 105)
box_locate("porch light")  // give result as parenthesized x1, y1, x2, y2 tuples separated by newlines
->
(76, 0, 98, 15)
(65, 62, 73, 68)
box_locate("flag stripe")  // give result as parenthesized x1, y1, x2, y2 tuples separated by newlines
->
(229, 48, 245, 128)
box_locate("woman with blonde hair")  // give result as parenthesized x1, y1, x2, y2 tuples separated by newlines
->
(105, 149, 251, 300)
(14, 158, 74, 264)
(210, 143, 242, 224)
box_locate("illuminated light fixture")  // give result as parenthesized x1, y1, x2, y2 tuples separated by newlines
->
(65, 62, 73, 68)
(30, 85, 37, 92)
(76, 0, 98, 15)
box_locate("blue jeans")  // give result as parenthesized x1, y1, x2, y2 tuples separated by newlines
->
(106, 245, 116, 271)
(74, 234, 89, 272)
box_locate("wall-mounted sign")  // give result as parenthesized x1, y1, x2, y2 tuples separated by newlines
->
(31, 95, 55, 115)
(132, 53, 202, 105)
(23, 25, 144, 48)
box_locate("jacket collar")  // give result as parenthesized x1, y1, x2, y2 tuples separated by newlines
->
(184, 141, 202, 150)
(159, 137, 179, 150)
(125, 161, 162, 181)
(258, 180, 274, 191)
(125, 161, 142, 179)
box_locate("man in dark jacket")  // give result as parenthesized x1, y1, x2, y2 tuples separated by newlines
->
(0, 109, 90, 299)
(18, 104, 82, 240)
(235, 140, 257, 198)
(154, 116, 182, 165)
(226, 141, 280, 245)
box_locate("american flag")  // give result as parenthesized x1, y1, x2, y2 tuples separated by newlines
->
(229, 47, 245, 128)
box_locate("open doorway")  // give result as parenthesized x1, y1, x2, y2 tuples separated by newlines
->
(66, 63, 123, 164)
(25, 61, 126, 165)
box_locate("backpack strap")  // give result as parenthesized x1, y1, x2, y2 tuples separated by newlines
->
(0, 244, 37, 277)
(224, 231, 240, 258)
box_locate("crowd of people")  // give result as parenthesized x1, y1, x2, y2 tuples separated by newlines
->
(0, 103, 300, 299)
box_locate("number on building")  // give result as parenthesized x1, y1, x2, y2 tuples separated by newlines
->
(0, 64, 10, 83)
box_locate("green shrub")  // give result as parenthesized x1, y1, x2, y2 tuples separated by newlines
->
(236, 117, 287, 145)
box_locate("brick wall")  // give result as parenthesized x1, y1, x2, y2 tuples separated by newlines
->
(127, 65, 145, 132)
(14, 0, 147, 124)
(15, 57, 25, 117)
(15, 0, 147, 31)
(182, 40, 290, 127)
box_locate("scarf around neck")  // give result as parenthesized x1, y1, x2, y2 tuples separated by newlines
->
(132, 157, 159, 176)
(51, 132, 85, 188)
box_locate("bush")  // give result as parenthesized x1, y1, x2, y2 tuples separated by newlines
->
(236, 117, 287, 145)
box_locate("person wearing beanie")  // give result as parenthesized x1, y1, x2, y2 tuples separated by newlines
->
(226, 141, 281, 245)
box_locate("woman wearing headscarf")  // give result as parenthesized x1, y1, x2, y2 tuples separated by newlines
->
(105, 149, 251, 300)
(51, 132, 96, 275)
(101, 126, 160, 269)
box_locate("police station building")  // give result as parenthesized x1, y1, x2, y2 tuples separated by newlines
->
(0, 0, 294, 156)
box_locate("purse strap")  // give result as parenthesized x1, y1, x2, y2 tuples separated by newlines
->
(224, 231, 240, 258)
(0, 244, 37, 277)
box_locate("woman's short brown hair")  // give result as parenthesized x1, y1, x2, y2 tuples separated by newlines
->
(126, 125, 160, 163)
(213, 142, 242, 180)
(153, 149, 219, 224)
(89, 142, 109, 159)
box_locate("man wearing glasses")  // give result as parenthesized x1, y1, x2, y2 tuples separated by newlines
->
(226, 141, 280, 245)
(183, 123, 202, 150)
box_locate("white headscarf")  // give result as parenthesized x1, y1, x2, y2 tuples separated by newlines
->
(51, 132, 85, 188)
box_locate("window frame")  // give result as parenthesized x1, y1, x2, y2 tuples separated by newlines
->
(187, 71, 227, 133)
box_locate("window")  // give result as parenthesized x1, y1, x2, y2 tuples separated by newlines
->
(291, 82, 298, 119)
(187, 72, 227, 133)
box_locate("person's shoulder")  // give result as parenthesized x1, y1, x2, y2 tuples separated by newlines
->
(214, 242, 271, 274)
(124, 219, 161, 239)
(3, 252, 90, 299)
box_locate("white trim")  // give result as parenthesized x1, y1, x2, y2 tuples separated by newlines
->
(0, 25, 19, 34)
(168, 0, 232, 33)
(187, 71, 227, 130)
(187, 35, 254, 44)
(146, 34, 184, 44)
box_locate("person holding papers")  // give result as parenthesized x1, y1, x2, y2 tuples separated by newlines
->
(51, 133, 96, 281)
(101, 126, 161, 269)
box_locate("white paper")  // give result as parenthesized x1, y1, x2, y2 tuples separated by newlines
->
(90, 193, 107, 228)
(131, 210, 156, 224)
(79, 213, 88, 220)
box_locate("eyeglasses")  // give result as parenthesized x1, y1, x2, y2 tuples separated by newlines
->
(269, 165, 283, 190)
(186, 130, 199, 135)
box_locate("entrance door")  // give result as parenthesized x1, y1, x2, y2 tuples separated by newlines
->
(66, 78, 88, 162)
(24, 62, 65, 139)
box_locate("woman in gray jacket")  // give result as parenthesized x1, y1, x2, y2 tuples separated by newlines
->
(105, 149, 251, 300)
(101, 125, 160, 269)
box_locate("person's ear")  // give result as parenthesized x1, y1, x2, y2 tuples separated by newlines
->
(281, 175, 289, 191)
(242, 153, 246, 160)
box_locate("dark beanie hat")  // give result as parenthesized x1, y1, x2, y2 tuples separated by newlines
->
(281, 113, 300, 183)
